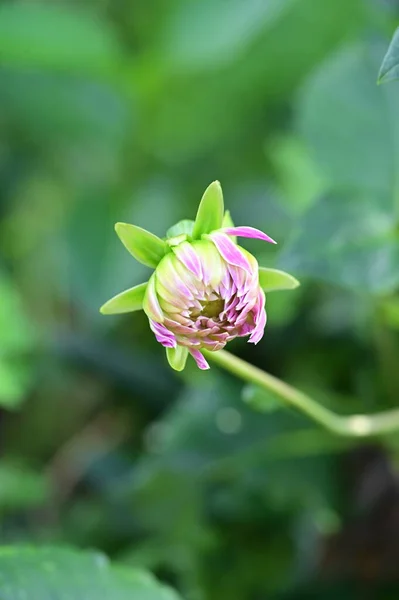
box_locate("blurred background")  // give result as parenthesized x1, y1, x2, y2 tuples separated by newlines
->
(1, 0, 399, 598)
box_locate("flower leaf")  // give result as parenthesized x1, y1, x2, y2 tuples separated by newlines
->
(166, 346, 189, 371)
(115, 223, 167, 268)
(378, 27, 399, 84)
(192, 181, 224, 239)
(258, 267, 299, 292)
(99, 282, 147, 315)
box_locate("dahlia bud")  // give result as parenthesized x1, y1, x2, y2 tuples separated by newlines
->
(100, 182, 298, 371)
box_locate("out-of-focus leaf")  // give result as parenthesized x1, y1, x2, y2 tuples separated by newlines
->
(100, 283, 148, 315)
(0, 361, 31, 410)
(0, 547, 181, 600)
(259, 268, 300, 293)
(148, 0, 365, 159)
(0, 273, 36, 409)
(378, 27, 399, 83)
(0, 464, 48, 510)
(161, 0, 295, 71)
(279, 194, 399, 294)
(242, 385, 282, 413)
(0, 70, 130, 147)
(267, 135, 327, 212)
(299, 42, 399, 199)
(381, 297, 399, 330)
(161, 0, 296, 70)
(0, 4, 121, 75)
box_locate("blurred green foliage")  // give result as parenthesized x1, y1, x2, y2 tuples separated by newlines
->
(1, 0, 399, 598)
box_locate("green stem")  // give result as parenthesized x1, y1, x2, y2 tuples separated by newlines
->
(203, 349, 399, 438)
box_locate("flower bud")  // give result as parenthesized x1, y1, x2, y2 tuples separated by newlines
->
(100, 182, 299, 371)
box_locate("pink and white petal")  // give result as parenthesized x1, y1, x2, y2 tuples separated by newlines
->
(249, 308, 267, 344)
(189, 348, 210, 370)
(219, 226, 276, 244)
(143, 274, 164, 323)
(249, 290, 267, 344)
(173, 242, 203, 280)
(150, 320, 177, 348)
(209, 232, 251, 272)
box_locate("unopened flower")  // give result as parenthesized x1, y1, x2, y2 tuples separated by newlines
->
(100, 182, 298, 371)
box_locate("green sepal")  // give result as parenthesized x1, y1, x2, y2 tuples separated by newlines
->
(115, 223, 167, 268)
(166, 219, 195, 239)
(166, 345, 189, 372)
(99, 282, 148, 315)
(222, 209, 237, 243)
(192, 181, 224, 239)
(258, 267, 300, 292)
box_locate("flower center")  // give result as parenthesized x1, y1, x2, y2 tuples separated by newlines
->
(200, 298, 225, 319)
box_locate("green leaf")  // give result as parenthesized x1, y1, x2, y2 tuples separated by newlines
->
(258, 268, 299, 293)
(100, 282, 148, 315)
(0, 547, 181, 600)
(378, 28, 399, 84)
(192, 181, 224, 239)
(299, 42, 399, 199)
(115, 223, 167, 268)
(166, 346, 189, 372)
(0, 464, 49, 510)
(166, 220, 195, 239)
(279, 194, 399, 294)
(162, 0, 296, 71)
(0, 3, 121, 75)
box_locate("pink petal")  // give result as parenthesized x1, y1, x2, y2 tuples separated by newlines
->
(209, 232, 251, 272)
(220, 226, 277, 244)
(189, 349, 210, 370)
(173, 242, 203, 280)
(144, 275, 164, 322)
(150, 320, 177, 348)
(249, 290, 267, 344)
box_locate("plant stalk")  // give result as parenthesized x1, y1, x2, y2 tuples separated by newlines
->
(203, 349, 399, 438)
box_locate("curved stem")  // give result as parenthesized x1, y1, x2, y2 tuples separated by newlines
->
(203, 349, 399, 438)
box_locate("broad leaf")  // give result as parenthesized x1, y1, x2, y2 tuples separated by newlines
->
(378, 27, 399, 84)
(166, 346, 189, 372)
(100, 282, 148, 315)
(0, 547, 181, 600)
(279, 194, 399, 294)
(258, 267, 299, 292)
(192, 181, 224, 239)
(299, 42, 399, 199)
(115, 223, 167, 268)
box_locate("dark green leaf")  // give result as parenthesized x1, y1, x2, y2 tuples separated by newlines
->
(299, 42, 399, 199)
(0, 547, 181, 600)
(378, 27, 399, 84)
(279, 194, 399, 294)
